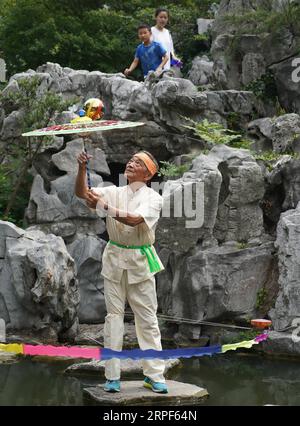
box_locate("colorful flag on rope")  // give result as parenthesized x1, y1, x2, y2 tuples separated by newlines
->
(0, 334, 268, 360)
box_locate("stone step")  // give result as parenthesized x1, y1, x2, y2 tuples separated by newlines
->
(0, 350, 19, 364)
(84, 380, 208, 406)
(65, 358, 180, 378)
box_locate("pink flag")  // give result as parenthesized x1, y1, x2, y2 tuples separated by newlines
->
(23, 344, 101, 360)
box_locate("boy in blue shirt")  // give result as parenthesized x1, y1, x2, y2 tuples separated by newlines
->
(124, 24, 168, 79)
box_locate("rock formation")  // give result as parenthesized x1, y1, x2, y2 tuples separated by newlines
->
(0, 221, 79, 340)
(211, 0, 300, 114)
(270, 202, 300, 330)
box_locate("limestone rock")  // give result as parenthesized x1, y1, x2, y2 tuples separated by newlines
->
(242, 53, 266, 86)
(271, 57, 300, 114)
(74, 323, 138, 348)
(267, 156, 300, 213)
(0, 110, 23, 140)
(270, 202, 300, 330)
(187, 55, 214, 87)
(248, 114, 300, 153)
(25, 173, 105, 224)
(271, 114, 300, 153)
(84, 380, 208, 406)
(0, 221, 25, 258)
(65, 358, 180, 378)
(0, 221, 24, 238)
(51, 138, 110, 175)
(157, 144, 265, 252)
(247, 117, 273, 151)
(197, 18, 214, 34)
(211, 1, 300, 113)
(26, 218, 105, 244)
(157, 241, 277, 325)
(0, 221, 79, 338)
(68, 236, 107, 323)
(26, 174, 68, 223)
(96, 120, 170, 162)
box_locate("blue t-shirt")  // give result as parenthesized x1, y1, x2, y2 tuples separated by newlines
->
(135, 41, 167, 77)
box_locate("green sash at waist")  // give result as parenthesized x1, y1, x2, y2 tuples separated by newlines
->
(108, 240, 161, 273)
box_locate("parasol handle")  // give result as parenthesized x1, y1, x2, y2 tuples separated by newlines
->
(83, 140, 91, 190)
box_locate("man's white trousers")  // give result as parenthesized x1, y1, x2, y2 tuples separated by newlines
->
(103, 270, 165, 382)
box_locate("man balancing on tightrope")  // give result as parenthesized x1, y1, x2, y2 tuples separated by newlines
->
(75, 150, 168, 394)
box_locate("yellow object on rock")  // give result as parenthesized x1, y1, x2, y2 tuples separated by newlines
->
(70, 116, 93, 124)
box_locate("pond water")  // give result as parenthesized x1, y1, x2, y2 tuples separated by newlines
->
(0, 353, 300, 406)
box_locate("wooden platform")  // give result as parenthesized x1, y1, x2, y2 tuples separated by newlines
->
(84, 380, 208, 406)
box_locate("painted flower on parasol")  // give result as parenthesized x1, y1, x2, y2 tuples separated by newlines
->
(22, 98, 144, 188)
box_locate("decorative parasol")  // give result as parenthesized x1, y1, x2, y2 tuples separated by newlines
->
(21, 120, 144, 137)
(22, 119, 144, 189)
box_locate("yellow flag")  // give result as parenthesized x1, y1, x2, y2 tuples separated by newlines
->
(222, 339, 257, 353)
(0, 343, 24, 355)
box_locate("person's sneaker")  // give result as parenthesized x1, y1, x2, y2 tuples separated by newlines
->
(103, 380, 121, 393)
(143, 377, 168, 393)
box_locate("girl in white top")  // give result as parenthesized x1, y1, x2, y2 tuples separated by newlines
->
(151, 8, 180, 71)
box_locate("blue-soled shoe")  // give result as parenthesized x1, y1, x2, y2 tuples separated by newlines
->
(143, 377, 168, 394)
(104, 380, 121, 393)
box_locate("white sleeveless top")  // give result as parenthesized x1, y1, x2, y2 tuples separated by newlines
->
(151, 26, 174, 70)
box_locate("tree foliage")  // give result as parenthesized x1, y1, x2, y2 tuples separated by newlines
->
(184, 118, 243, 146)
(0, 0, 219, 76)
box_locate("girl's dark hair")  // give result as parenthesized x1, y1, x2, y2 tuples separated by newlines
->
(155, 8, 169, 18)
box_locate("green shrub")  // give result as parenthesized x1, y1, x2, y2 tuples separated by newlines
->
(236, 241, 249, 250)
(0, 164, 33, 227)
(183, 117, 252, 148)
(157, 161, 191, 178)
(243, 70, 278, 103)
(256, 288, 268, 310)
